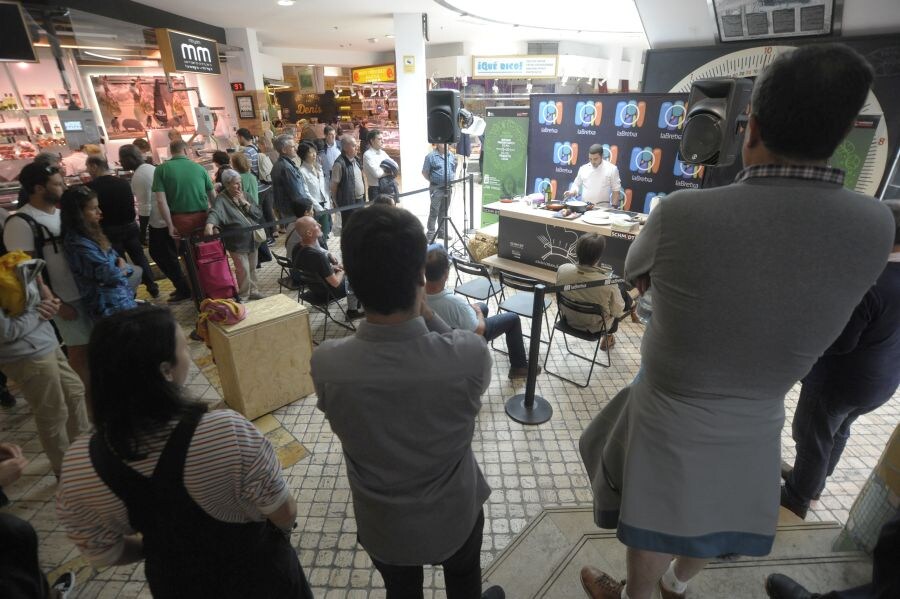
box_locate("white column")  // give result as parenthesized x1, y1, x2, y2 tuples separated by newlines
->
(393, 13, 428, 200)
(225, 28, 265, 90)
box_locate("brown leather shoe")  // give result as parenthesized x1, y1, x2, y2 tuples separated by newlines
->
(600, 334, 616, 351)
(659, 580, 686, 599)
(630, 307, 640, 323)
(579, 566, 623, 599)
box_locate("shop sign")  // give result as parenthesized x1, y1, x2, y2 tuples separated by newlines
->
(351, 64, 396, 84)
(156, 28, 221, 75)
(472, 55, 558, 79)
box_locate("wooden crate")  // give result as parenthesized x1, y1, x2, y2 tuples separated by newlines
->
(208, 294, 314, 419)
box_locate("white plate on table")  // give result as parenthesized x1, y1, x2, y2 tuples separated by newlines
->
(581, 211, 613, 225)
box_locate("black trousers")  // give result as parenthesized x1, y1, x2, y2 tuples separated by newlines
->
(821, 508, 900, 598)
(148, 226, 190, 295)
(0, 513, 50, 599)
(370, 510, 484, 599)
(105, 221, 158, 293)
(259, 186, 276, 238)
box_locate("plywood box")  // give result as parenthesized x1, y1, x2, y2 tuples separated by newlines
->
(209, 294, 314, 419)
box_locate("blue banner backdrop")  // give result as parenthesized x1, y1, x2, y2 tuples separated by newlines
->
(527, 93, 702, 214)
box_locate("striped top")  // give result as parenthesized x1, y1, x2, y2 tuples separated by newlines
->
(734, 164, 845, 186)
(56, 409, 290, 567)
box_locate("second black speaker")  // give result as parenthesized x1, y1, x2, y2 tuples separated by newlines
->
(427, 89, 460, 144)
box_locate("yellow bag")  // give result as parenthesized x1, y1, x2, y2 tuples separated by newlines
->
(0, 251, 32, 316)
(467, 231, 499, 262)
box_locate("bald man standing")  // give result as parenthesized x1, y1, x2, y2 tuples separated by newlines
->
(292, 217, 362, 319)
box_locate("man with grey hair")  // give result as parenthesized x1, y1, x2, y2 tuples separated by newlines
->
(271, 133, 312, 224)
(330, 134, 365, 229)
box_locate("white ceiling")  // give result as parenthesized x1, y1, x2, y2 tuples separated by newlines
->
(133, 0, 649, 54)
(133, 0, 900, 57)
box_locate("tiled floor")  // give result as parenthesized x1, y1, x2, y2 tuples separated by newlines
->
(1, 187, 898, 598)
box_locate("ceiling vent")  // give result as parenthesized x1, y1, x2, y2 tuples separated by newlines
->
(528, 42, 559, 55)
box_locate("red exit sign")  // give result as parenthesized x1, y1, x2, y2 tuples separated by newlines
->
(231, 82, 246, 92)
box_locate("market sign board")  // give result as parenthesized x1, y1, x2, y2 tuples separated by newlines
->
(351, 64, 396, 84)
(473, 56, 558, 79)
(156, 28, 221, 75)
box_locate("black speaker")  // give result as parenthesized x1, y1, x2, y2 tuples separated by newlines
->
(427, 89, 460, 144)
(680, 78, 753, 167)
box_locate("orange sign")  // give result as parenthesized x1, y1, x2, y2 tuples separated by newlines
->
(351, 64, 396, 84)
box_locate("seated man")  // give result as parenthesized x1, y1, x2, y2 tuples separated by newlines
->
(425, 245, 535, 379)
(291, 216, 362, 319)
(556, 233, 629, 349)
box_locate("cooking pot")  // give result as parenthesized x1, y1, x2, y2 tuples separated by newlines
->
(545, 202, 566, 211)
(565, 200, 588, 214)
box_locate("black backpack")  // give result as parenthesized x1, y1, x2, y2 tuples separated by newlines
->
(0, 212, 62, 288)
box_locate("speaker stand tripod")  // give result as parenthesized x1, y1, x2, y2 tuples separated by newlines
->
(429, 145, 473, 260)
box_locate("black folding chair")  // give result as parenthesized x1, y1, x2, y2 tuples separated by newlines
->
(295, 270, 356, 344)
(272, 252, 299, 294)
(542, 292, 620, 388)
(489, 271, 552, 355)
(451, 256, 501, 310)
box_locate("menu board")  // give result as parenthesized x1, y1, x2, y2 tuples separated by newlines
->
(527, 93, 696, 213)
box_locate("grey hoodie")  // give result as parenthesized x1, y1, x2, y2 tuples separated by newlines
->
(0, 305, 58, 363)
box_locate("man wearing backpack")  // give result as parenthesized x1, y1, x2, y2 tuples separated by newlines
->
(3, 163, 92, 386)
(237, 128, 276, 242)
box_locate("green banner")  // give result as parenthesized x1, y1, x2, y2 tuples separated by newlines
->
(482, 112, 529, 225)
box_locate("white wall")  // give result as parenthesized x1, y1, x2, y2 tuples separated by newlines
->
(263, 46, 388, 67)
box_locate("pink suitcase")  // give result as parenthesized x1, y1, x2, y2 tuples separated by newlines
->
(193, 238, 238, 300)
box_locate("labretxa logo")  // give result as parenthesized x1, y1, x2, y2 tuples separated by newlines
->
(658, 101, 686, 130)
(553, 142, 579, 166)
(575, 101, 602, 126)
(538, 101, 563, 125)
(673, 153, 703, 179)
(630, 147, 661, 174)
(615, 100, 646, 128)
(601, 144, 619, 164)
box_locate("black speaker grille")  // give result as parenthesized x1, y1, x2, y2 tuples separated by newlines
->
(681, 114, 722, 164)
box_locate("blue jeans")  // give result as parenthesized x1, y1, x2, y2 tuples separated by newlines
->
(477, 303, 527, 368)
(785, 381, 891, 508)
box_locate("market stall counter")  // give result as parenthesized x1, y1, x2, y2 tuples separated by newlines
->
(480, 200, 645, 281)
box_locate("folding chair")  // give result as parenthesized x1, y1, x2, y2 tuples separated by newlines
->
(272, 252, 299, 295)
(490, 271, 552, 355)
(542, 292, 620, 388)
(451, 256, 501, 310)
(294, 270, 356, 344)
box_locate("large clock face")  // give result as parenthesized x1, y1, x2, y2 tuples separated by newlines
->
(669, 46, 889, 197)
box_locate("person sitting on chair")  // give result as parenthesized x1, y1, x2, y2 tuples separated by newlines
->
(292, 216, 363, 320)
(424, 245, 536, 379)
(556, 233, 630, 350)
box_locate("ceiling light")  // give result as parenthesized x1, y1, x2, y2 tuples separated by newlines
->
(368, 38, 378, 43)
(277, 0, 295, 6)
(385, 34, 395, 39)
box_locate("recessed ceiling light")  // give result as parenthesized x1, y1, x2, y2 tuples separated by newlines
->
(277, 0, 295, 6)
(368, 38, 378, 43)
(385, 34, 395, 39)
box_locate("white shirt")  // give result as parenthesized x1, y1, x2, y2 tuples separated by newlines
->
(2, 203, 81, 302)
(131, 163, 157, 221)
(571, 160, 621, 207)
(363, 147, 390, 186)
(299, 163, 331, 210)
(319, 141, 341, 182)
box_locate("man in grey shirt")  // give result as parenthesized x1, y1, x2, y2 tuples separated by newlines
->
(579, 44, 895, 599)
(311, 205, 504, 599)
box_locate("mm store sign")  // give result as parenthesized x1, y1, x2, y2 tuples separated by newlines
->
(157, 28, 221, 75)
(473, 56, 558, 79)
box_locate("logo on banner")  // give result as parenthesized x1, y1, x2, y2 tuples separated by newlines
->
(601, 144, 619, 164)
(673, 153, 703, 179)
(553, 142, 579, 166)
(575, 101, 602, 126)
(620, 188, 633, 209)
(615, 100, 646, 128)
(538, 101, 563, 125)
(658, 101, 686, 130)
(630, 147, 661, 174)
(645, 192, 667, 212)
(534, 178, 558, 200)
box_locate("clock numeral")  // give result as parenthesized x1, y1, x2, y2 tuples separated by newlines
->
(878, 137, 886, 145)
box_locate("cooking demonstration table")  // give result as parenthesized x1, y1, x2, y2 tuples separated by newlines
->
(481, 200, 644, 280)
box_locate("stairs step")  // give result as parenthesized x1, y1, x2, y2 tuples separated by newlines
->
(483, 507, 872, 599)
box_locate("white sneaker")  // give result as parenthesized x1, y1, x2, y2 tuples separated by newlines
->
(50, 572, 75, 598)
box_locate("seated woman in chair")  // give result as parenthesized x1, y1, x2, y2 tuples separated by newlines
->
(556, 233, 629, 349)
